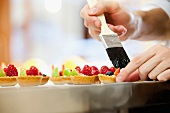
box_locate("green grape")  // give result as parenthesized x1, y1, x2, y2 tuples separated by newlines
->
(0, 69, 6, 77)
(63, 68, 71, 77)
(52, 67, 59, 77)
(71, 69, 79, 76)
(19, 69, 27, 76)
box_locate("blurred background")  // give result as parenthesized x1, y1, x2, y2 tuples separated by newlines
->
(0, 0, 164, 74)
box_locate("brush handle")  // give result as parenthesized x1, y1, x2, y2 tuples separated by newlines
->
(87, 0, 117, 35)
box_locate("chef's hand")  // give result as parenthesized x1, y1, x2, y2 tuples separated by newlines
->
(80, 0, 135, 41)
(116, 44, 170, 82)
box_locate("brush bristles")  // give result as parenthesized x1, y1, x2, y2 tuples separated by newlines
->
(106, 47, 130, 68)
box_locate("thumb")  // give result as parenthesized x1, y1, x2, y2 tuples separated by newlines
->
(88, 0, 120, 16)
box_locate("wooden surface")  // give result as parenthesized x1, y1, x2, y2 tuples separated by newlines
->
(0, 0, 10, 64)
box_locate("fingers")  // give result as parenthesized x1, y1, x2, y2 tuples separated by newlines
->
(88, 0, 121, 15)
(138, 54, 162, 80)
(124, 70, 140, 82)
(157, 69, 170, 81)
(148, 60, 170, 80)
(117, 47, 156, 82)
(117, 45, 170, 82)
(88, 29, 101, 40)
(80, 5, 101, 28)
(108, 25, 127, 39)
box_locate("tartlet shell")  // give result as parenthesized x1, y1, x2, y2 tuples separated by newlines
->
(40, 76, 50, 85)
(98, 74, 116, 83)
(0, 77, 17, 86)
(50, 77, 63, 85)
(17, 76, 42, 87)
(71, 75, 99, 85)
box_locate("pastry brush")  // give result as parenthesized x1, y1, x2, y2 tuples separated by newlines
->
(87, 0, 130, 68)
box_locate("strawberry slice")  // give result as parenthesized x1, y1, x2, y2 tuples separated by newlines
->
(91, 66, 99, 75)
(110, 67, 116, 73)
(75, 66, 81, 73)
(100, 66, 110, 74)
(82, 65, 92, 76)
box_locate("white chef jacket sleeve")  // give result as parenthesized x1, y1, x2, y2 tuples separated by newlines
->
(141, 0, 170, 18)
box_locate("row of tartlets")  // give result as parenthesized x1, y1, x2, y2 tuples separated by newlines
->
(0, 63, 120, 87)
(0, 63, 49, 87)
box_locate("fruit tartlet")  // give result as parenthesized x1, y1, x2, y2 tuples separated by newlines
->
(71, 65, 100, 85)
(17, 66, 43, 87)
(61, 68, 79, 84)
(98, 66, 120, 84)
(50, 66, 62, 85)
(40, 74, 50, 85)
(50, 65, 79, 85)
(0, 63, 18, 86)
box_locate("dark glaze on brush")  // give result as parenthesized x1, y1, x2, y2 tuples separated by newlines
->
(106, 47, 130, 69)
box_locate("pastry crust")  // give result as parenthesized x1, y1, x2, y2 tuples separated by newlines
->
(60, 76, 72, 84)
(17, 76, 42, 87)
(40, 76, 50, 85)
(71, 75, 99, 85)
(50, 77, 63, 85)
(0, 77, 17, 86)
(98, 74, 116, 83)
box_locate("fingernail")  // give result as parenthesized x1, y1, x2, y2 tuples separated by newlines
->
(116, 75, 122, 82)
(89, 7, 97, 14)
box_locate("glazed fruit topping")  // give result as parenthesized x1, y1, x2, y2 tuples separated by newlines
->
(75, 66, 81, 73)
(52, 67, 60, 77)
(0, 69, 6, 77)
(100, 66, 110, 74)
(26, 66, 41, 75)
(20, 68, 27, 76)
(75, 65, 120, 76)
(4, 64, 18, 76)
(91, 66, 99, 75)
(106, 71, 113, 76)
(114, 68, 120, 76)
(110, 67, 116, 73)
(42, 74, 47, 77)
(82, 65, 92, 76)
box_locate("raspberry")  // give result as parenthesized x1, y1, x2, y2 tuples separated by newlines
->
(91, 66, 99, 75)
(110, 67, 116, 73)
(26, 66, 39, 75)
(4, 64, 18, 76)
(100, 66, 110, 74)
(82, 65, 92, 76)
(59, 71, 63, 76)
(75, 66, 81, 73)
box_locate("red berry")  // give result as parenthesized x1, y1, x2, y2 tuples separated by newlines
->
(82, 65, 92, 76)
(110, 67, 116, 73)
(26, 66, 39, 75)
(100, 66, 110, 74)
(4, 64, 18, 76)
(75, 66, 81, 73)
(38, 72, 42, 75)
(59, 71, 63, 76)
(91, 66, 99, 75)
